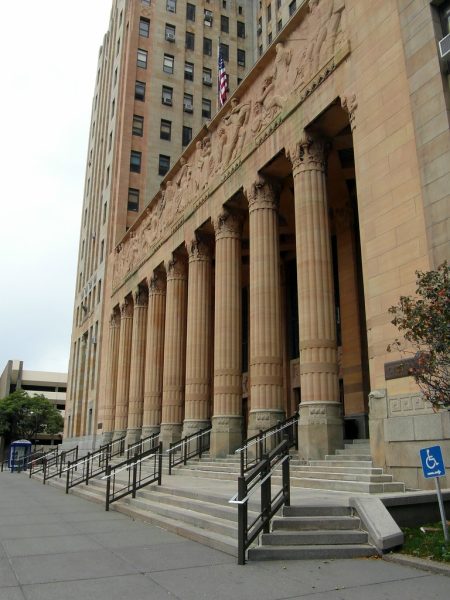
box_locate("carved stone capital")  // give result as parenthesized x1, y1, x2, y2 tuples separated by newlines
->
(148, 271, 166, 295)
(133, 286, 148, 308)
(245, 173, 278, 213)
(166, 255, 188, 281)
(120, 299, 133, 319)
(213, 209, 243, 240)
(287, 134, 327, 176)
(341, 93, 358, 131)
(109, 309, 120, 328)
(187, 237, 211, 262)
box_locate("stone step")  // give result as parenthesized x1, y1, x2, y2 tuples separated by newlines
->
(287, 471, 393, 483)
(261, 530, 368, 546)
(282, 505, 351, 517)
(336, 448, 371, 456)
(272, 516, 361, 531)
(324, 454, 372, 461)
(310, 459, 373, 468)
(347, 439, 370, 445)
(248, 543, 377, 561)
(292, 465, 383, 475)
(273, 476, 399, 493)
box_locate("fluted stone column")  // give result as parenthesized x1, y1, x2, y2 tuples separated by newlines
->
(160, 256, 188, 448)
(102, 310, 120, 444)
(126, 287, 148, 446)
(211, 210, 243, 457)
(246, 174, 285, 438)
(182, 238, 212, 438)
(113, 298, 133, 440)
(289, 134, 343, 459)
(142, 271, 166, 438)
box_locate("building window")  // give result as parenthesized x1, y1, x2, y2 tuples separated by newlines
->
(142, 0, 150, 5)
(132, 114, 144, 136)
(221, 15, 229, 33)
(106, 166, 110, 185)
(204, 9, 213, 26)
(114, 68, 118, 86)
(185, 31, 195, 50)
(238, 5, 243, 15)
(128, 188, 140, 211)
(237, 49, 246, 68)
(202, 98, 211, 119)
(103, 202, 107, 224)
(159, 154, 170, 176)
(183, 93, 193, 113)
(111, 98, 115, 117)
(277, 19, 283, 33)
(259, 44, 263, 57)
(182, 126, 192, 146)
(219, 43, 229, 62)
(137, 48, 148, 68)
(184, 61, 194, 81)
(160, 119, 172, 140)
(166, 0, 176, 12)
(108, 132, 112, 151)
(165, 23, 176, 41)
(277, 0, 281, 8)
(139, 17, 150, 37)
(203, 37, 212, 56)
(135, 80, 146, 101)
(268, 32, 272, 45)
(257, 17, 262, 36)
(162, 85, 173, 105)
(289, 0, 296, 17)
(163, 53, 174, 73)
(186, 2, 196, 21)
(117, 38, 120, 55)
(202, 67, 212, 86)
(100, 240, 104, 263)
(130, 151, 142, 173)
(237, 21, 245, 38)
(267, 4, 272, 21)
(223, 0, 227, 8)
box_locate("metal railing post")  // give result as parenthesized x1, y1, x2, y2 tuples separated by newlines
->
(105, 465, 111, 511)
(132, 451, 138, 498)
(183, 438, 187, 465)
(66, 461, 71, 494)
(158, 443, 163, 485)
(261, 455, 271, 534)
(283, 450, 290, 508)
(85, 452, 91, 485)
(42, 458, 47, 484)
(237, 475, 247, 566)
(258, 430, 264, 463)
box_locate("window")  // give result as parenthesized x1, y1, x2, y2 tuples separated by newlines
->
(108, 131, 112, 151)
(139, 17, 150, 37)
(220, 42, 229, 62)
(277, 0, 281, 8)
(204, 9, 213, 26)
(135, 80, 145, 101)
(100, 240, 104, 263)
(267, 4, 272, 21)
(277, 19, 283, 33)
(163, 53, 174, 73)
(202, 98, 211, 119)
(238, 5, 243, 15)
(289, 0, 296, 17)
(185, 30, 195, 50)
(186, 3, 196, 21)
(268, 32, 272, 45)
(259, 44, 263, 56)
(439, 1, 450, 35)
(119, 9, 123, 25)
(237, 21, 245, 38)
(203, 37, 212, 56)
(132, 114, 144, 136)
(182, 126, 192, 146)
(184, 61, 194, 81)
(117, 38, 120, 55)
(128, 188, 140, 211)
(137, 48, 148, 68)
(222, 1, 227, 8)
(202, 67, 212, 86)
(166, 0, 176, 12)
(130, 151, 142, 173)
(162, 85, 173, 105)
(257, 17, 262, 36)
(165, 23, 176, 41)
(160, 119, 172, 140)
(102, 202, 107, 224)
(111, 98, 115, 117)
(237, 48, 245, 68)
(183, 93, 193, 113)
(142, 0, 150, 5)
(106, 166, 110, 185)
(221, 15, 229, 33)
(159, 154, 170, 176)
(237, 77, 243, 85)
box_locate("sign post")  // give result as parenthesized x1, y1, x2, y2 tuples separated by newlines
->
(419, 445, 449, 543)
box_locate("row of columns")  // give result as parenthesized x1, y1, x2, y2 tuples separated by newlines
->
(102, 134, 343, 459)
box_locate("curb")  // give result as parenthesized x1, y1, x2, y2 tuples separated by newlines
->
(383, 552, 450, 577)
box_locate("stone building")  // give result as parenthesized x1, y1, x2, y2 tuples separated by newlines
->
(65, 0, 450, 490)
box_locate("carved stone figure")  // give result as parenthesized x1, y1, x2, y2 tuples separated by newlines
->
(222, 97, 251, 165)
(306, 0, 345, 77)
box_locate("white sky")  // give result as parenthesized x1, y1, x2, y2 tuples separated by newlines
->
(0, 1, 112, 373)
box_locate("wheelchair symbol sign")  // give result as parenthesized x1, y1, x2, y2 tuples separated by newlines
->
(420, 446, 446, 478)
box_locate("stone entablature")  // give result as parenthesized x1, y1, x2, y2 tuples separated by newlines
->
(112, 0, 350, 292)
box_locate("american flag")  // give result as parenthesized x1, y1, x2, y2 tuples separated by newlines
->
(218, 50, 228, 107)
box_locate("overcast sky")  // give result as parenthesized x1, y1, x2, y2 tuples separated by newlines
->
(0, 1, 112, 374)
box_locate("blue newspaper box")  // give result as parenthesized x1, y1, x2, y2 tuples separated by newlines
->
(8, 440, 32, 472)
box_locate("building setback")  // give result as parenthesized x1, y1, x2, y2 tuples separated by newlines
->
(65, 0, 450, 490)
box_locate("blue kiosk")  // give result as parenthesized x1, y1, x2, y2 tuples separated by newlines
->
(8, 440, 32, 472)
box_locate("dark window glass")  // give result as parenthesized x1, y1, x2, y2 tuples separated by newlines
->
(237, 21, 245, 38)
(163, 53, 174, 73)
(160, 119, 172, 140)
(183, 93, 193, 113)
(185, 31, 195, 50)
(165, 23, 176, 41)
(184, 61, 194, 81)
(159, 154, 170, 176)
(289, 0, 296, 17)
(182, 126, 192, 146)
(166, 0, 176, 12)
(137, 49, 148, 68)
(132, 115, 144, 136)
(162, 85, 173, 105)
(203, 37, 212, 56)
(202, 67, 212, 86)
(139, 17, 150, 37)
(128, 188, 139, 212)
(221, 15, 229, 33)
(219, 42, 229, 62)
(135, 81, 146, 101)
(202, 98, 211, 119)
(186, 3, 196, 21)
(267, 4, 272, 21)
(130, 151, 142, 173)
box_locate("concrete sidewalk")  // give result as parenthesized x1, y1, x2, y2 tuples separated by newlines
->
(0, 473, 449, 600)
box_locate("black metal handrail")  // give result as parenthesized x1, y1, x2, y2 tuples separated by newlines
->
(229, 438, 291, 565)
(104, 442, 163, 511)
(28, 447, 59, 477)
(167, 427, 211, 475)
(65, 436, 125, 493)
(125, 432, 159, 459)
(235, 413, 298, 476)
(43, 446, 79, 484)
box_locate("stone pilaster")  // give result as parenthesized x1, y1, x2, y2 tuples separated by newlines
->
(126, 287, 148, 446)
(113, 298, 133, 440)
(246, 174, 285, 438)
(142, 271, 166, 438)
(289, 134, 343, 459)
(102, 310, 120, 444)
(210, 210, 244, 457)
(160, 255, 188, 448)
(182, 238, 212, 438)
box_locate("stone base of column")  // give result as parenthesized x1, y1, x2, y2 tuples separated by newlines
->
(247, 409, 286, 442)
(112, 429, 127, 442)
(141, 426, 160, 439)
(125, 428, 142, 449)
(159, 423, 183, 450)
(297, 401, 343, 460)
(102, 431, 114, 445)
(210, 416, 243, 458)
(181, 419, 211, 440)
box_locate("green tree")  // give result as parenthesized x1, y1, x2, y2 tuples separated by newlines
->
(0, 390, 64, 446)
(387, 262, 450, 409)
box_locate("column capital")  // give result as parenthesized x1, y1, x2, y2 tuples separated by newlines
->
(287, 133, 327, 176)
(120, 298, 133, 318)
(133, 286, 148, 308)
(187, 236, 211, 263)
(341, 93, 358, 132)
(166, 255, 188, 281)
(110, 309, 120, 328)
(148, 270, 166, 295)
(213, 208, 243, 240)
(244, 173, 278, 213)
